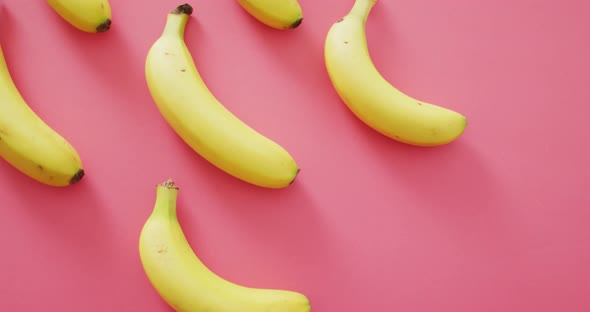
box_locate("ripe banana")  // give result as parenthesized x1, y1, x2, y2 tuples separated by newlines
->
(145, 4, 300, 189)
(237, 0, 303, 29)
(139, 179, 311, 312)
(46, 0, 112, 33)
(324, 0, 467, 146)
(0, 44, 84, 186)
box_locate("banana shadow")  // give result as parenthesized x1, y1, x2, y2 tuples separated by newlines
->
(361, 128, 516, 243)
(0, 5, 116, 255)
(362, 0, 399, 81)
(0, 164, 116, 264)
(0, 5, 30, 85)
(245, 15, 328, 94)
(37, 0, 157, 122)
(213, 3, 331, 119)
(0, 165, 163, 309)
(169, 174, 351, 307)
(50, 24, 145, 114)
(0, 4, 14, 47)
(38, 5, 174, 184)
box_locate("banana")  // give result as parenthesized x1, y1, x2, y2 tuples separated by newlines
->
(139, 179, 311, 312)
(0, 44, 84, 186)
(145, 4, 300, 189)
(237, 0, 303, 29)
(324, 0, 467, 146)
(46, 0, 112, 33)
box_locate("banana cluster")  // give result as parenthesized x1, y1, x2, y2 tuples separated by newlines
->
(1, 0, 468, 311)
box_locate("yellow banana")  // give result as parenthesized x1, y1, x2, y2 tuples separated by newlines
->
(139, 179, 311, 312)
(237, 0, 303, 29)
(46, 0, 112, 33)
(325, 0, 467, 146)
(145, 4, 300, 189)
(0, 44, 84, 186)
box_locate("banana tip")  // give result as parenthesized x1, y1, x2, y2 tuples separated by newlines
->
(172, 4, 193, 15)
(289, 168, 301, 185)
(289, 17, 303, 29)
(69, 169, 85, 185)
(96, 19, 111, 32)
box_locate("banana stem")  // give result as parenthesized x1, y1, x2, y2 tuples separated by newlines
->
(152, 179, 180, 218)
(349, 0, 377, 22)
(162, 4, 193, 38)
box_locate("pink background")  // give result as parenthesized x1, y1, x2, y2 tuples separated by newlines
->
(1, 0, 589, 311)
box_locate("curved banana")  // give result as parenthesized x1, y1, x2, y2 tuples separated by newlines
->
(139, 179, 311, 312)
(46, 0, 112, 33)
(145, 4, 300, 189)
(0, 44, 84, 186)
(237, 0, 303, 29)
(325, 0, 467, 146)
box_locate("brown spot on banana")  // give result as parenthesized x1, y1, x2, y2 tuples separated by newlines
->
(157, 245, 168, 254)
(0, 128, 5, 141)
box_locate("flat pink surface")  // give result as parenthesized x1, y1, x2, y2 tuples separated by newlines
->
(1, 0, 589, 311)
